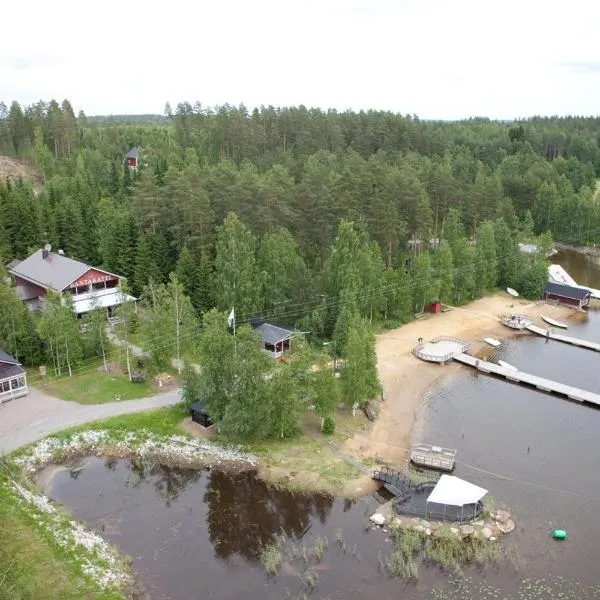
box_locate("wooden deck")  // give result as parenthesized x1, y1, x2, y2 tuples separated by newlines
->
(526, 324, 600, 352)
(453, 353, 600, 407)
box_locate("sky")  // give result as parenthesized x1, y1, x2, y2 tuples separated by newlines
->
(2, 0, 600, 120)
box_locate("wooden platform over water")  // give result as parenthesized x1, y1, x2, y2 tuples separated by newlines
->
(525, 324, 600, 352)
(453, 353, 600, 407)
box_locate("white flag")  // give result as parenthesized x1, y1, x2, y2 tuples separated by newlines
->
(227, 307, 235, 328)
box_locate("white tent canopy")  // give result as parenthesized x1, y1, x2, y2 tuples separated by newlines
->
(426, 475, 488, 507)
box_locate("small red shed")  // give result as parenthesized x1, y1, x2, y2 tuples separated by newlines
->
(126, 147, 139, 169)
(428, 300, 442, 313)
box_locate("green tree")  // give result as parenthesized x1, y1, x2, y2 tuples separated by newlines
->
(257, 227, 308, 316)
(410, 252, 438, 313)
(474, 221, 498, 292)
(37, 292, 83, 376)
(181, 361, 203, 406)
(343, 314, 380, 406)
(0, 278, 43, 364)
(213, 212, 262, 318)
(83, 295, 109, 372)
(434, 240, 454, 304)
(309, 359, 340, 430)
(115, 284, 138, 380)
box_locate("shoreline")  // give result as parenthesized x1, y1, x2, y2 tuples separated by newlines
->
(344, 292, 581, 468)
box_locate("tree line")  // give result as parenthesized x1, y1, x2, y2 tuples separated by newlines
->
(0, 98, 587, 435)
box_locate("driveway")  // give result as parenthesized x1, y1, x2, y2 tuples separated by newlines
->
(0, 387, 182, 455)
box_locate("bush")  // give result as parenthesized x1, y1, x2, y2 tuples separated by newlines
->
(322, 416, 335, 435)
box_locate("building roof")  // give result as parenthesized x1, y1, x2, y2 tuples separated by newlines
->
(6, 259, 22, 270)
(427, 475, 488, 507)
(126, 147, 138, 159)
(189, 400, 208, 413)
(0, 348, 24, 380)
(0, 362, 25, 380)
(0, 348, 20, 365)
(543, 282, 590, 301)
(252, 322, 295, 345)
(9, 249, 120, 292)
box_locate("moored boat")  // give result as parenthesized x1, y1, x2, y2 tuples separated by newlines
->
(506, 287, 519, 297)
(541, 315, 568, 329)
(484, 337, 501, 347)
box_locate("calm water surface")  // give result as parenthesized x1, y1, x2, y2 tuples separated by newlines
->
(421, 247, 600, 584)
(41, 248, 600, 599)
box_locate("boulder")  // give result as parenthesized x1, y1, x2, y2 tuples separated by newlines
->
(425, 528, 432, 536)
(459, 524, 475, 537)
(370, 514, 386, 526)
(450, 527, 459, 535)
(420, 520, 431, 529)
(493, 509, 511, 524)
(481, 526, 493, 540)
(496, 518, 515, 534)
(414, 525, 425, 533)
(392, 517, 403, 527)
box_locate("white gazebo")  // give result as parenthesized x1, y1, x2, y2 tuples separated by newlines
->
(426, 475, 488, 521)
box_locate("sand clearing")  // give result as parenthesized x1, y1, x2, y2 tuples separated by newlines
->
(344, 293, 580, 465)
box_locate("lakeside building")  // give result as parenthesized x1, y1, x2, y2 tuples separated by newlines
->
(8, 246, 136, 318)
(0, 348, 28, 403)
(541, 282, 590, 310)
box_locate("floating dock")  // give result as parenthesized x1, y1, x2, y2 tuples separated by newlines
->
(413, 337, 600, 408)
(525, 324, 600, 352)
(409, 444, 456, 472)
(453, 353, 600, 407)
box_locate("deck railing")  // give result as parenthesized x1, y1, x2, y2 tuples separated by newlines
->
(412, 336, 470, 362)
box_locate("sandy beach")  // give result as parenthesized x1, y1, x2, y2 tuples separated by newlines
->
(344, 293, 582, 465)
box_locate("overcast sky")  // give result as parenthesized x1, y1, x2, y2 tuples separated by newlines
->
(2, 0, 600, 120)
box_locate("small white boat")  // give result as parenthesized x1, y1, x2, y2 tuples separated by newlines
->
(498, 360, 517, 371)
(506, 287, 519, 297)
(484, 337, 501, 347)
(541, 315, 568, 329)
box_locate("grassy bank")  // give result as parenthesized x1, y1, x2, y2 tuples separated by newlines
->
(0, 469, 127, 600)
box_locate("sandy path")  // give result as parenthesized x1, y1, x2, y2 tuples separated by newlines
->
(344, 293, 580, 465)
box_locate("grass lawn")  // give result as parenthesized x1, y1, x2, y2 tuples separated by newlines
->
(0, 474, 122, 600)
(34, 367, 156, 404)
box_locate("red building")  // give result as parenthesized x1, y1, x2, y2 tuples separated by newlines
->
(8, 246, 135, 317)
(542, 282, 590, 310)
(126, 147, 139, 169)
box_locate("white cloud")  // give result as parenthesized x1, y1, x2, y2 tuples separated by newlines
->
(1, 0, 599, 118)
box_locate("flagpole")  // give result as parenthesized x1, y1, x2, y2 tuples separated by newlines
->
(233, 312, 237, 356)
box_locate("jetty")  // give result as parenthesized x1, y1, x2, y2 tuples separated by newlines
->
(501, 313, 600, 353)
(413, 337, 600, 408)
(452, 353, 600, 406)
(525, 324, 600, 352)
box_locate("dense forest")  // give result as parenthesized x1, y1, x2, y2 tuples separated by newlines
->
(1, 99, 599, 376)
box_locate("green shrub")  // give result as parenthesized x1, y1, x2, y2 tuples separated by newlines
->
(322, 416, 335, 435)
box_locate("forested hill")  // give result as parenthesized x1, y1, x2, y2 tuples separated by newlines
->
(0, 99, 599, 339)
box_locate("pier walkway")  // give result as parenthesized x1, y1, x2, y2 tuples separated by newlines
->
(453, 353, 600, 407)
(525, 324, 600, 352)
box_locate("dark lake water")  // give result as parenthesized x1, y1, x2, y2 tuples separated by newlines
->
(421, 247, 600, 586)
(40, 248, 600, 599)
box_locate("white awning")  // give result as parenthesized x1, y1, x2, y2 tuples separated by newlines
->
(70, 289, 137, 314)
(426, 475, 488, 507)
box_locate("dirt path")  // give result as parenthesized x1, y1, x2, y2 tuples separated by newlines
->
(0, 387, 182, 455)
(344, 293, 581, 466)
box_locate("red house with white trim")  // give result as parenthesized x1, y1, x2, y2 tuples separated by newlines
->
(8, 246, 135, 317)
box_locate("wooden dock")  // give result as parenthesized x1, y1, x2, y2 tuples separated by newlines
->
(526, 324, 600, 352)
(453, 353, 600, 407)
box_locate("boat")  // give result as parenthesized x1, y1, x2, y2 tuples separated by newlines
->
(498, 360, 517, 371)
(409, 443, 457, 472)
(506, 287, 519, 297)
(483, 337, 501, 347)
(541, 315, 568, 329)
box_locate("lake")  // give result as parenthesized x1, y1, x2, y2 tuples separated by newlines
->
(39, 247, 600, 599)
